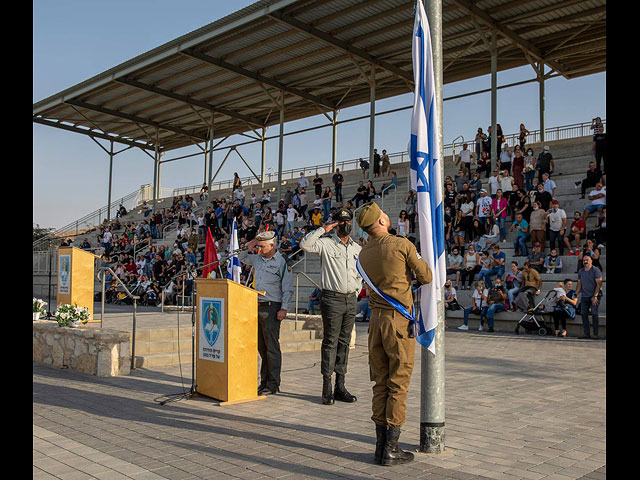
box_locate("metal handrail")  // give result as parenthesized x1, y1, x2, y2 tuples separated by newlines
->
(380, 182, 398, 211)
(294, 270, 321, 321)
(98, 266, 140, 370)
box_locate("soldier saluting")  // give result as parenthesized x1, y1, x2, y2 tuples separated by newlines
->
(300, 208, 362, 405)
(356, 202, 432, 466)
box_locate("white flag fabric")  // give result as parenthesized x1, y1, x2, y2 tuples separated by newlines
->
(409, 0, 447, 355)
(226, 218, 241, 283)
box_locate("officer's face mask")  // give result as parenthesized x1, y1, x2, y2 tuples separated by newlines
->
(337, 221, 352, 236)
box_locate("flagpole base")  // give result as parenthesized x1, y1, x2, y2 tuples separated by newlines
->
(419, 422, 445, 453)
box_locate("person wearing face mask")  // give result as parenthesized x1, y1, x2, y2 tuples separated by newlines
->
(523, 148, 536, 192)
(300, 208, 362, 406)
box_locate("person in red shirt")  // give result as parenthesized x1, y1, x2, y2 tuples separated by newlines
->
(566, 211, 586, 254)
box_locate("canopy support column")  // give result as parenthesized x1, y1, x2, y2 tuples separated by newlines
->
(538, 62, 546, 142)
(368, 65, 376, 183)
(261, 127, 267, 187)
(152, 128, 159, 213)
(490, 29, 497, 164)
(332, 110, 338, 172)
(107, 140, 114, 221)
(208, 110, 214, 191)
(277, 91, 285, 203)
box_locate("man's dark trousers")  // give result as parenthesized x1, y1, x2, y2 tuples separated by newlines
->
(580, 296, 600, 336)
(257, 302, 282, 391)
(320, 290, 356, 376)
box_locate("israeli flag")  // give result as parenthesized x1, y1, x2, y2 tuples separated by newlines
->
(226, 218, 241, 283)
(410, 0, 446, 355)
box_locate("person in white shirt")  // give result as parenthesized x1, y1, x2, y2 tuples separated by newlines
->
(275, 210, 285, 237)
(499, 144, 513, 174)
(488, 169, 501, 197)
(286, 204, 298, 234)
(545, 199, 567, 255)
(298, 172, 309, 191)
(234, 187, 245, 205)
(456, 143, 473, 176)
(583, 183, 606, 221)
(458, 281, 488, 330)
(475, 189, 492, 229)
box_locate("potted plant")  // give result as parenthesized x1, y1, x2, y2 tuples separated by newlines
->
(33, 298, 47, 321)
(54, 304, 91, 327)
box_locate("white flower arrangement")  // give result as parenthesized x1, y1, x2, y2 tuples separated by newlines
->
(33, 298, 48, 314)
(54, 304, 90, 327)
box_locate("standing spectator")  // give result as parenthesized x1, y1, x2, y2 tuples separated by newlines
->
(372, 148, 381, 177)
(541, 172, 557, 198)
(459, 192, 476, 242)
(511, 212, 530, 256)
(512, 148, 525, 189)
(381, 149, 391, 176)
(583, 183, 606, 221)
(275, 209, 285, 237)
(513, 189, 532, 223)
(575, 255, 603, 339)
(523, 147, 536, 192)
(475, 189, 492, 229)
(298, 171, 309, 191)
(536, 146, 555, 182)
(491, 189, 508, 242)
(529, 201, 546, 252)
(286, 204, 298, 235)
(313, 173, 324, 198)
(515, 261, 542, 312)
(332, 168, 344, 203)
(488, 168, 501, 197)
(499, 144, 513, 174)
(233, 172, 241, 190)
(457, 280, 488, 331)
(456, 143, 473, 176)
(518, 123, 531, 150)
(322, 186, 333, 221)
(546, 199, 568, 255)
(475, 128, 487, 161)
(591, 117, 606, 174)
(451, 210, 466, 254)
(496, 123, 504, 157)
(298, 188, 308, 220)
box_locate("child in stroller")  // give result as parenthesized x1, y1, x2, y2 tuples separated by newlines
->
(515, 290, 558, 336)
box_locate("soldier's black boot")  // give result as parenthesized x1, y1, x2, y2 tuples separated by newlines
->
(322, 375, 334, 405)
(381, 427, 414, 466)
(374, 424, 387, 464)
(334, 373, 357, 402)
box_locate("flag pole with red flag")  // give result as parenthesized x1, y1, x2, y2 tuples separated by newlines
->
(202, 228, 219, 278)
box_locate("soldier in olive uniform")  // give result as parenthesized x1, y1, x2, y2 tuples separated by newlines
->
(300, 208, 362, 405)
(242, 231, 294, 395)
(356, 202, 432, 466)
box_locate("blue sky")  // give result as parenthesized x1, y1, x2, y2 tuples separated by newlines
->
(33, 0, 606, 229)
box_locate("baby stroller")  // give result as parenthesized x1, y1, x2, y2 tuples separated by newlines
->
(514, 290, 557, 336)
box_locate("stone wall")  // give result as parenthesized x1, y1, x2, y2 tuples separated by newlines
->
(33, 321, 131, 377)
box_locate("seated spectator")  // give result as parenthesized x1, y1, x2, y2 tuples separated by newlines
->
(575, 162, 604, 199)
(397, 210, 410, 237)
(541, 172, 557, 198)
(499, 144, 513, 174)
(583, 183, 606, 221)
(476, 150, 491, 178)
(534, 182, 552, 212)
(468, 172, 483, 198)
(527, 242, 546, 273)
(576, 238, 603, 272)
(513, 261, 542, 312)
(491, 189, 508, 241)
(482, 277, 507, 332)
(511, 212, 530, 256)
(544, 249, 563, 274)
(469, 219, 486, 247)
(458, 281, 488, 331)
(279, 236, 293, 261)
(576, 255, 603, 339)
(551, 279, 578, 337)
(475, 216, 500, 252)
(454, 169, 469, 193)
(446, 247, 464, 288)
(359, 157, 370, 178)
(460, 245, 480, 290)
(306, 286, 322, 315)
(143, 281, 161, 306)
(80, 238, 91, 250)
(355, 286, 370, 321)
(381, 171, 398, 196)
(444, 281, 461, 311)
(593, 208, 606, 247)
(475, 189, 492, 229)
(476, 251, 492, 287)
(505, 261, 523, 311)
(566, 211, 586, 254)
(484, 243, 506, 288)
(451, 210, 466, 253)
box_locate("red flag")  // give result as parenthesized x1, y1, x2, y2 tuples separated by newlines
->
(202, 228, 219, 278)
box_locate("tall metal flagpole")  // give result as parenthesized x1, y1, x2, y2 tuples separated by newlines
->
(420, 0, 445, 454)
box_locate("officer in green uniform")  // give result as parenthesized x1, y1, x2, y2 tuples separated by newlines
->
(300, 208, 362, 405)
(356, 202, 432, 466)
(242, 230, 294, 395)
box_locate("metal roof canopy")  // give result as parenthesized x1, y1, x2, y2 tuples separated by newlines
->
(33, 0, 606, 153)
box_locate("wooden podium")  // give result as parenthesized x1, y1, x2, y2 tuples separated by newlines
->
(195, 278, 266, 405)
(57, 246, 100, 322)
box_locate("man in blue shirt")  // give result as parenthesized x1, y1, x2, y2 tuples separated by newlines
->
(484, 244, 506, 288)
(290, 227, 304, 260)
(575, 255, 603, 339)
(511, 213, 530, 256)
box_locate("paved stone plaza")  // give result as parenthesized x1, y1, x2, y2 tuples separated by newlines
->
(34, 323, 605, 480)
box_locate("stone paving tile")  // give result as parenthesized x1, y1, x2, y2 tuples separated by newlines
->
(34, 324, 605, 480)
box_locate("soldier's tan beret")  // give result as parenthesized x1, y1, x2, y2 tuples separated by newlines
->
(356, 202, 382, 230)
